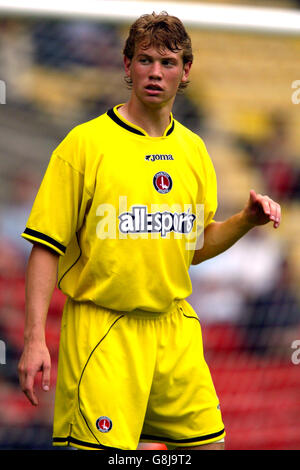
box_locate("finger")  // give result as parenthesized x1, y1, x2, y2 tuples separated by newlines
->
(258, 196, 271, 216)
(42, 362, 51, 392)
(18, 362, 29, 399)
(268, 200, 277, 221)
(273, 202, 281, 228)
(276, 203, 281, 226)
(249, 189, 258, 204)
(266, 197, 281, 228)
(23, 371, 38, 406)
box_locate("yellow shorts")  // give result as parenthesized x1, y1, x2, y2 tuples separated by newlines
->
(52, 298, 225, 450)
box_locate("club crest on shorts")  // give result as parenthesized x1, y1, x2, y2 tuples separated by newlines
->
(96, 416, 112, 433)
(153, 171, 172, 194)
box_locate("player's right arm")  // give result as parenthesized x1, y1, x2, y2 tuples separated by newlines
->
(19, 127, 88, 405)
(18, 243, 59, 406)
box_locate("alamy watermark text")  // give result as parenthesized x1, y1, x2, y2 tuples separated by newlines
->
(0, 80, 6, 104)
(291, 80, 300, 104)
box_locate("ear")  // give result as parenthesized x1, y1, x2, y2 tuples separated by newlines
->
(124, 55, 131, 78)
(181, 61, 192, 84)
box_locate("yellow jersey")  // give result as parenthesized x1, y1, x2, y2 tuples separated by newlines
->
(22, 104, 217, 312)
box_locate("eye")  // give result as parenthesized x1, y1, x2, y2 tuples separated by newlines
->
(139, 57, 150, 64)
(162, 59, 175, 67)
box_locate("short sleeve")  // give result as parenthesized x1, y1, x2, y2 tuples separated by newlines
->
(21, 154, 85, 255)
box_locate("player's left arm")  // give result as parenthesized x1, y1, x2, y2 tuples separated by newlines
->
(192, 189, 281, 265)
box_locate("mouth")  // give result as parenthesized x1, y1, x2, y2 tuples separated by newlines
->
(145, 84, 163, 93)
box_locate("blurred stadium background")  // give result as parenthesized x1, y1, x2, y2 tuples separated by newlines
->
(0, 0, 300, 450)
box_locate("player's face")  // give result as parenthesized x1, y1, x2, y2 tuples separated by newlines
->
(124, 43, 191, 108)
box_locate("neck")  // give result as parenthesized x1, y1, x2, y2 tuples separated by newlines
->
(119, 97, 174, 137)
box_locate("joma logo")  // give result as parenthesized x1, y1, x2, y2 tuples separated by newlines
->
(145, 154, 174, 161)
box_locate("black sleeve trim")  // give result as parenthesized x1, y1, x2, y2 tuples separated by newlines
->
(23, 227, 66, 254)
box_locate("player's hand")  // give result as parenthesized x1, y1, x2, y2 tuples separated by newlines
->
(18, 340, 51, 406)
(243, 189, 281, 229)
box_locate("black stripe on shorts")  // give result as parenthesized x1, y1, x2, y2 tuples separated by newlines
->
(140, 428, 225, 444)
(52, 436, 123, 451)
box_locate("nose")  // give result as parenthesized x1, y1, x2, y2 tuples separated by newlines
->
(149, 61, 162, 80)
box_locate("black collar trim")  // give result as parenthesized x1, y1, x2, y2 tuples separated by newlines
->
(107, 106, 175, 137)
(107, 107, 145, 136)
(166, 119, 175, 136)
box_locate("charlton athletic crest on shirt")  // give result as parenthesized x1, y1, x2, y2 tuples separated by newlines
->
(153, 171, 172, 194)
(96, 416, 112, 433)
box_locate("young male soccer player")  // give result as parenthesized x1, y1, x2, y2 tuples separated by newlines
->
(18, 12, 281, 451)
